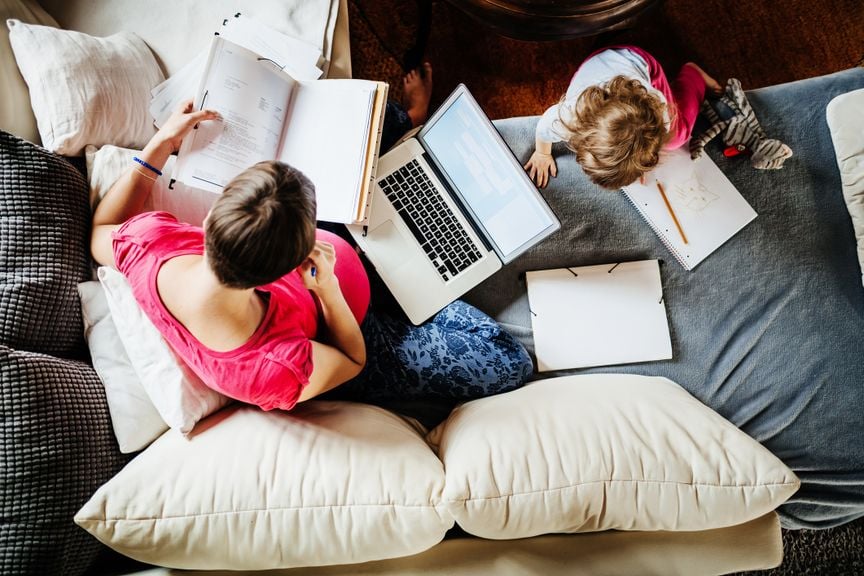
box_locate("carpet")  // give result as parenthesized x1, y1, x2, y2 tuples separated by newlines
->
(348, 0, 864, 120)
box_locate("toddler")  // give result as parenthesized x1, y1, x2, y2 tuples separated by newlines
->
(525, 46, 721, 189)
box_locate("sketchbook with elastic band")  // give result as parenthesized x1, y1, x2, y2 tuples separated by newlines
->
(621, 148, 757, 270)
(526, 260, 672, 371)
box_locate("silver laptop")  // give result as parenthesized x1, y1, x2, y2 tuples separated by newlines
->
(348, 84, 560, 324)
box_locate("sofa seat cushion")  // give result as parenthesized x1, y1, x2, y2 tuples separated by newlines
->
(0, 130, 91, 359)
(75, 401, 453, 570)
(827, 87, 864, 285)
(0, 345, 128, 576)
(430, 374, 799, 539)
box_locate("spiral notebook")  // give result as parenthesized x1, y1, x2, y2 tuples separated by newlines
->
(622, 148, 757, 270)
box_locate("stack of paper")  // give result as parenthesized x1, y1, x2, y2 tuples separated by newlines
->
(150, 14, 324, 128)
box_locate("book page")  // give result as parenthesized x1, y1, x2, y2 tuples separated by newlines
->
(174, 37, 295, 194)
(527, 260, 673, 371)
(277, 79, 377, 223)
(622, 148, 757, 270)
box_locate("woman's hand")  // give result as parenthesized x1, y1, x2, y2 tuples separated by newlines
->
(296, 239, 366, 399)
(524, 150, 557, 189)
(151, 98, 221, 154)
(299, 241, 339, 296)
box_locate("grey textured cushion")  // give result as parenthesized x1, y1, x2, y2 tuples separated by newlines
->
(0, 129, 126, 574)
(471, 68, 864, 530)
(0, 130, 91, 359)
(0, 345, 127, 576)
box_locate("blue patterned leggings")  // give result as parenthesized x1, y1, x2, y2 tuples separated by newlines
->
(330, 301, 533, 406)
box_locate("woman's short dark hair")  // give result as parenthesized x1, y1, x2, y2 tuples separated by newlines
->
(204, 161, 316, 289)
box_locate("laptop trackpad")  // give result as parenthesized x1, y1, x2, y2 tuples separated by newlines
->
(366, 219, 411, 272)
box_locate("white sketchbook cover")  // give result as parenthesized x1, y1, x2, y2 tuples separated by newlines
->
(622, 148, 757, 270)
(526, 260, 672, 371)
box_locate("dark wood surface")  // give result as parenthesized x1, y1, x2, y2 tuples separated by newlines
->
(443, 0, 661, 40)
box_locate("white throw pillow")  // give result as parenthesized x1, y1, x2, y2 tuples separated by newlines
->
(97, 266, 230, 435)
(78, 280, 168, 453)
(85, 144, 218, 226)
(827, 88, 864, 286)
(0, 1, 58, 144)
(6, 19, 164, 155)
(430, 374, 799, 539)
(75, 402, 453, 570)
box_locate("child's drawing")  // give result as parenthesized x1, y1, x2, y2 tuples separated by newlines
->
(672, 171, 719, 212)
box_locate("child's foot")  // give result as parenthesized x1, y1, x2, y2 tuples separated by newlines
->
(685, 62, 723, 95)
(403, 62, 433, 127)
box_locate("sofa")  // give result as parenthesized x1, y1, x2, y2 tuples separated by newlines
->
(2, 1, 864, 575)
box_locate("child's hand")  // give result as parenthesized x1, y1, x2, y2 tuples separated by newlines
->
(299, 241, 339, 296)
(524, 150, 558, 189)
(685, 63, 723, 96)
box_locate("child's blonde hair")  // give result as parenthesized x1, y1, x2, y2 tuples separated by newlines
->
(563, 76, 669, 189)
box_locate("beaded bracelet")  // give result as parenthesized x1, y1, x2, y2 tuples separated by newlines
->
(132, 156, 163, 177)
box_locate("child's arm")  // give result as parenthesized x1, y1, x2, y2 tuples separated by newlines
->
(524, 136, 557, 189)
(666, 63, 719, 149)
(525, 104, 566, 188)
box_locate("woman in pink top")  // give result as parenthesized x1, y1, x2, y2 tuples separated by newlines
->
(90, 85, 532, 415)
(524, 46, 723, 190)
(91, 101, 369, 410)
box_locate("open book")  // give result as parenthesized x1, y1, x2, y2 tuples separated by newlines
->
(173, 36, 388, 224)
(622, 148, 757, 270)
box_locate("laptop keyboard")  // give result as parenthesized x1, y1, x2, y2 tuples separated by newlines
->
(378, 159, 483, 281)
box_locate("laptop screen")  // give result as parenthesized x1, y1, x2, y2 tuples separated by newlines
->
(418, 86, 559, 263)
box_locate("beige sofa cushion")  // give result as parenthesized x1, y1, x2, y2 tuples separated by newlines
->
(431, 374, 799, 539)
(75, 402, 453, 570)
(0, 0, 58, 144)
(121, 513, 783, 575)
(7, 19, 164, 155)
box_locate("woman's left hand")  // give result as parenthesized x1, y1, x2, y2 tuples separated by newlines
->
(299, 241, 339, 296)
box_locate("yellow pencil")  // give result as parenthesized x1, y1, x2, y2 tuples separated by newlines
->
(656, 180, 688, 245)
